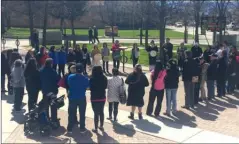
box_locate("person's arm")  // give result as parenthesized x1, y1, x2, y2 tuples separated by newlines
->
(143, 74, 149, 87)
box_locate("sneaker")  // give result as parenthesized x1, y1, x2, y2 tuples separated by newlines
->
(92, 129, 98, 133)
(138, 113, 143, 120)
(163, 112, 171, 117)
(128, 112, 134, 120)
(113, 118, 118, 122)
(181, 106, 190, 110)
(99, 126, 104, 131)
(80, 128, 87, 133)
(107, 117, 112, 120)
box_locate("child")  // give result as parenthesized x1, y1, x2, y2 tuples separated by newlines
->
(11, 59, 25, 113)
(101, 43, 110, 73)
(164, 59, 180, 116)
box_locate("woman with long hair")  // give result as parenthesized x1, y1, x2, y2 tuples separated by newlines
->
(24, 58, 41, 111)
(89, 66, 108, 133)
(91, 44, 101, 66)
(126, 64, 149, 120)
(146, 61, 167, 117)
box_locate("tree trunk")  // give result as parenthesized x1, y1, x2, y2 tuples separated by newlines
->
(184, 22, 188, 43)
(42, 1, 49, 46)
(71, 17, 76, 48)
(159, 0, 166, 65)
(111, 25, 115, 43)
(145, 28, 149, 48)
(195, 12, 200, 43)
(27, 1, 34, 47)
(60, 17, 64, 35)
(140, 18, 143, 45)
(219, 12, 223, 42)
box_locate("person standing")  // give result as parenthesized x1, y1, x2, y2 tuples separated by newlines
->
(203, 46, 213, 63)
(131, 43, 140, 68)
(217, 50, 228, 98)
(88, 27, 94, 44)
(198, 57, 209, 101)
(193, 57, 201, 105)
(182, 51, 198, 109)
(146, 61, 167, 117)
(36, 46, 49, 68)
(191, 43, 203, 59)
(67, 63, 89, 133)
(48, 46, 58, 70)
(107, 68, 121, 121)
(93, 26, 100, 43)
(67, 48, 76, 64)
(126, 64, 149, 120)
(91, 44, 101, 66)
(24, 58, 41, 112)
(1, 52, 10, 93)
(146, 40, 159, 71)
(163, 38, 173, 62)
(11, 59, 25, 113)
(164, 59, 180, 116)
(101, 43, 110, 73)
(177, 42, 187, 72)
(57, 46, 67, 77)
(227, 55, 236, 94)
(112, 40, 122, 69)
(90, 66, 108, 133)
(40, 58, 60, 124)
(74, 45, 83, 64)
(25, 49, 35, 64)
(82, 44, 91, 75)
(207, 54, 218, 100)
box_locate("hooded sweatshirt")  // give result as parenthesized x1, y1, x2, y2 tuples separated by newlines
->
(11, 60, 25, 88)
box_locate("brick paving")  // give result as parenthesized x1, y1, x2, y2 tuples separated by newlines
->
(4, 110, 174, 143)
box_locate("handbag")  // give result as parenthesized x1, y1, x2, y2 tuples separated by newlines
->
(58, 77, 66, 88)
(119, 78, 127, 104)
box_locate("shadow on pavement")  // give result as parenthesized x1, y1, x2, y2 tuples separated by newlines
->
(96, 131, 119, 143)
(67, 129, 95, 143)
(111, 122, 136, 137)
(26, 134, 70, 143)
(131, 119, 161, 133)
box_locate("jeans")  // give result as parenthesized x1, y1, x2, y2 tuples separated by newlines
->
(92, 101, 105, 129)
(207, 80, 215, 99)
(194, 82, 200, 104)
(108, 102, 119, 119)
(146, 89, 164, 116)
(227, 75, 236, 93)
(27, 88, 39, 112)
(184, 81, 195, 107)
(1, 75, 6, 91)
(103, 61, 109, 72)
(58, 64, 65, 77)
(132, 58, 138, 68)
(113, 60, 120, 69)
(67, 98, 87, 131)
(13, 87, 24, 111)
(166, 89, 177, 114)
(43, 94, 58, 122)
(217, 79, 226, 97)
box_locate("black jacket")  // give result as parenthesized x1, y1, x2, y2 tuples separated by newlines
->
(146, 46, 158, 65)
(182, 58, 198, 81)
(24, 68, 41, 92)
(207, 60, 218, 81)
(90, 75, 107, 101)
(217, 57, 227, 81)
(191, 46, 203, 58)
(165, 67, 180, 89)
(67, 52, 76, 63)
(89, 29, 93, 38)
(203, 49, 212, 63)
(164, 43, 173, 59)
(74, 50, 83, 63)
(1, 53, 10, 76)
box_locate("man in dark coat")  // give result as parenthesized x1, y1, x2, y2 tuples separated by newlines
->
(217, 50, 228, 97)
(93, 26, 100, 43)
(88, 27, 93, 44)
(1, 52, 10, 92)
(191, 43, 203, 59)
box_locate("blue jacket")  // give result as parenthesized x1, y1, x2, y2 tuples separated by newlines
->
(40, 67, 60, 95)
(48, 51, 58, 65)
(57, 51, 67, 64)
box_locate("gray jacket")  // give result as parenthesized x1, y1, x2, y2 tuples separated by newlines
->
(11, 64, 25, 88)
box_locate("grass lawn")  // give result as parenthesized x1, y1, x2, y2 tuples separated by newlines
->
(36, 43, 206, 66)
(4, 27, 193, 39)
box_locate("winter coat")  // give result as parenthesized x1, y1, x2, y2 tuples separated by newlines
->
(57, 51, 67, 65)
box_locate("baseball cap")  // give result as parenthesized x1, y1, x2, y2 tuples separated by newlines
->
(75, 63, 84, 73)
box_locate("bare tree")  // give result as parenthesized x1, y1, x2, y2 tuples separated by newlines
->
(42, 1, 49, 46)
(65, 1, 88, 47)
(98, 1, 124, 43)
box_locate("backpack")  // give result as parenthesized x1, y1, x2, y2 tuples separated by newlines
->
(154, 70, 167, 91)
(118, 78, 127, 104)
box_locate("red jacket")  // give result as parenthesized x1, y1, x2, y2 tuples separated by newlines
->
(112, 44, 120, 51)
(39, 53, 49, 66)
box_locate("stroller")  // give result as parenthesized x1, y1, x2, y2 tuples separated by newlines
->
(24, 93, 65, 136)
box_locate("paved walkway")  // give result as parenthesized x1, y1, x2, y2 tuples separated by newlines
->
(1, 45, 239, 143)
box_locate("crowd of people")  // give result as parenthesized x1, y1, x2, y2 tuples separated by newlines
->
(1, 38, 239, 135)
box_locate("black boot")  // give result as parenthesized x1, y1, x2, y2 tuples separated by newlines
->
(128, 112, 134, 120)
(138, 113, 143, 120)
